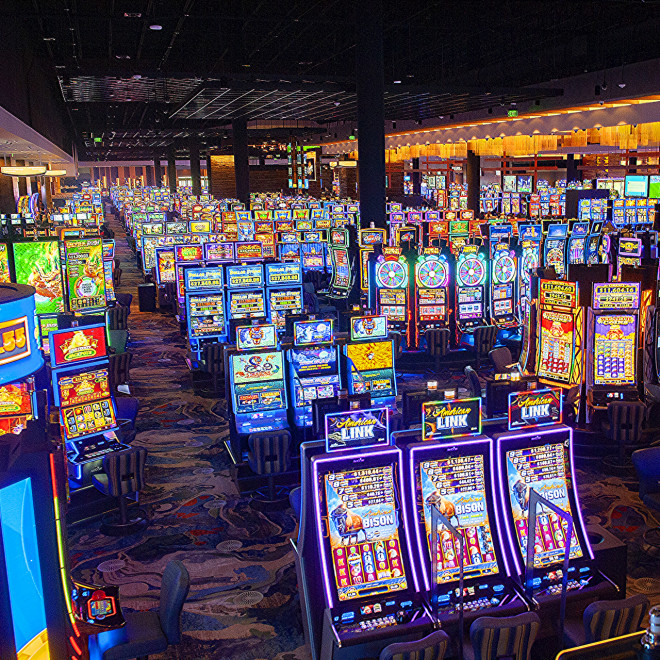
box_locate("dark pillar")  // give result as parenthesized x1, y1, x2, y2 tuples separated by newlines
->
(566, 154, 579, 183)
(466, 150, 480, 214)
(145, 164, 154, 187)
(167, 151, 177, 194)
(629, 156, 637, 174)
(0, 160, 16, 214)
(232, 117, 250, 205)
(110, 166, 119, 184)
(356, 0, 386, 227)
(15, 160, 27, 197)
(411, 157, 421, 196)
(206, 153, 214, 198)
(190, 140, 202, 197)
(154, 157, 162, 187)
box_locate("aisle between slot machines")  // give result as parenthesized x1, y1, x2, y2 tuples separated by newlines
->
(294, 406, 434, 660)
(0, 284, 125, 660)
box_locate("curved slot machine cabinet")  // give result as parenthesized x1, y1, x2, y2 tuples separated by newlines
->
(311, 443, 433, 659)
(490, 242, 520, 333)
(544, 223, 569, 278)
(374, 248, 409, 337)
(414, 250, 450, 346)
(265, 262, 303, 333)
(492, 423, 618, 621)
(454, 245, 488, 346)
(404, 399, 528, 630)
(184, 266, 227, 357)
(585, 221, 604, 266)
(567, 222, 589, 267)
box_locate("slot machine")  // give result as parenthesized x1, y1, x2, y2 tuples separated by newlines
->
(287, 319, 341, 428)
(174, 243, 204, 319)
(50, 324, 129, 487)
(413, 249, 450, 346)
(543, 223, 569, 277)
(64, 238, 107, 313)
(535, 279, 584, 392)
(517, 224, 542, 307)
(184, 266, 227, 355)
(490, 242, 519, 332)
(228, 324, 288, 437)
(374, 248, 409, 336)
(328, 228, 352, 299)
(487, 223, 512, 259)
(616, 237, 642, 279)
(301, 415, 433, 659)
(585, 221, 604, 265)
(279, 231, 302, 263)
(225, 264, 267, 335)
(154, 245, 176, 286)
(454, 245, 488, 345)
(448, 218, 469, 257)
(344, 315, 397, 409)
(404, 398, 528, 627)
(102, 240, 116, 303)
(586, 282, 641, 416)
(567, 222, 589, 266)
(358, 228, 386, 295)
(301, 231, 327, 272)
(492, 419, 618, 616)
(265, 262, 304, 332)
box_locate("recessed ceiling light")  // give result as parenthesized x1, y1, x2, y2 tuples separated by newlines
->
(393, 80, 402, 84)
(149, 24, 162, 30)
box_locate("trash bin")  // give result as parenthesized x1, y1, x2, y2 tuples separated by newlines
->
(137, 283, 157, 312)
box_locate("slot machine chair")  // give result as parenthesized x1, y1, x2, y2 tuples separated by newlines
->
(562, 594, 649, 649)
(107, 305, 129, 331)
(488, 346, 516, 374)
(466, 612, 541, 660)
(109, 351, 133, 393)
(379, 630, 450, 660)
(472, 325, 498, 370)
(247, 429, 293, 505)
(464, 365, 483, 399)
(115, 396, 140, 442)
(289, 486, 302, 521)
(632, 446, 660, 549)
(389, 330, 404, 360)
(201, 342, 227, 396)
(92, 446, 148, 536)
(402, 390, 431, 427)
(602, 400, 646, 471)
(426, 328, 450, 372)
(88, 560, 190, 660)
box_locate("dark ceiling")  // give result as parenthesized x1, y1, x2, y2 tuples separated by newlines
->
(8, 0, 660, 160)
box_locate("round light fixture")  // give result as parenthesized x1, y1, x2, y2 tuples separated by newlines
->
(149, 24, 162, 30)
(1, 166, 47, 177)
(44, 169, 67, 177)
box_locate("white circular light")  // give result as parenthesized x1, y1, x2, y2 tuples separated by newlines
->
(149, 24, 162, 30)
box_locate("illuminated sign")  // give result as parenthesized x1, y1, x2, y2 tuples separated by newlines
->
(592, 282, 640, 310)
(50, 325, 107, 368)
(265, 262, 302, 286)
(236, 324, 278, 351)
(0, 316, 30, 367)
(226, 264, 263, 289)
(294, 319, 333, 346)
(539, 279, 578, 309)
(508, 388, 562, 430)
(65, 239, 106, 311)
(184, 267, 223, 291)
(175, 244, 203, 262)
(325, 407, 389, 452)
(350, 315, 388, 341)
(422, 398, 482, 440)
(235, 241, 263, 261)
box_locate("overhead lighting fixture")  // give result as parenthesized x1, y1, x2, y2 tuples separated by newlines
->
(1, 166, 47, 177)
(124, 12, 142, 17)
(44, 169, 67, 177)
(393, 80, 402, 84)
(149, 24, 162, 30)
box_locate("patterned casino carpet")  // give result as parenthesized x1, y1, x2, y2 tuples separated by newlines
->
(67, 212, 660, 660)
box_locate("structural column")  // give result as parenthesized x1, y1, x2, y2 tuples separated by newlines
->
(190, 140, 202, 196)
(232, 117, 250, 205)
(466, 150, 480, 214)
(144, 165, 154, 187)
(206, 152, 214, 198)
(0, 158, 16, 214)
(356, 0, 386, 227)
(14, 160, 27, 197)
(566, 154, 579, 182)
(154, 156, 162, 187)
(167, 151, 177, 194)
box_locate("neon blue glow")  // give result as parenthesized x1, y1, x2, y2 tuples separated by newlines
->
(0, 477, 48, 654)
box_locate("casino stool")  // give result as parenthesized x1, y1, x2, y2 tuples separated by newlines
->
(632, 447, 660, 550)
(464, 365, 483, 399)
(289, 486, 302, 522)
(602, 400, 646, 472)
(426, 328, 450, 372)
(390, 331, 404, 360)
(115, 292, 133, 313)
(379, 629, 450, 660)
(391, 427, 423, 447)
(92, 447, 149, 536)
(113, 258, 122, 287)
(247, 430, 293, 505)
(465, 612, 541, 660)
(472, 325, 498, 370)
(115, 396, 140, 442)
(563, 385, 581, 426)
(109, 352, 133, 394)
(402, 390, 430, 427)
(201, 342, 227, 396)
(107, 304, 130, 331)
(488, 346, 515, 374)
(88, 560, 189, 660)
(562, 594, 649, 648)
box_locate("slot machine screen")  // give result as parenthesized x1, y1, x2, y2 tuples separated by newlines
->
(418, 288, 447, 321)
(457, 288, 483, 321)
(492, 284, 513, 315)
(187, 293, 226, 339)
(230, 351, 285, 414)
(331, 248, 350, 288)
(537, 309, 575, 383)
(294, 319, 333, 346)
(593, 314, 636, 386)
(268, 288, 303, 328)
(226, 264, 264, 289)
(323, 464, 408, 601)
(12, 241, 64, 314)
(346, 342, 395, 397)
(155, 247, 176, 283)
(378, 289, 406, 321)
(50, 324, 107, 367)
(227, 290, 266, 320)
(504, 441, 583, 568)
(418, 453, 499, 582)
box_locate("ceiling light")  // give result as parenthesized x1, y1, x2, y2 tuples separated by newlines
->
(132, 74, 142, 79)
(393, 80, 402, 84)
(44, 169, 67, 177)
(1, 166, 47, 177)
(618, 82, 626, 89)
(124, 12, 142, 17)
(149, 24, 162, 30)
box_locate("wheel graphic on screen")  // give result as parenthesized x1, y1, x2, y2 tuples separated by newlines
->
(522, 252, 537, 273)
(376, 259, 407, 288)
(547, 248, 563, 266)
(417, 260, 448, 288)
(494, 255, 516, 283)
(458, 258, 485, 286)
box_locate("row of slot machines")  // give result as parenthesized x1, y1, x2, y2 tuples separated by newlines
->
(294, 395, 619, 659)
(225, 315, 397, 444)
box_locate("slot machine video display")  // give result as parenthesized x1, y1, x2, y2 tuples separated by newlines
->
(587, 282, 640, 409)
(544, 223, 569, 277)
(301, 231, 327, 272)
(490, 242, 518, 330)
(328, 229, 351, 298)
(228, 324, 288, 435)
(174, 243, 204, 315)
(265, 262, 303, 331)
(12, 240, 65, 315)
(226, 264, 267, 324)
(536, 280, 583, 388)
(517, 224, 542, 307)
(585, 222, 603, 265)
(375, 251, 409, 334)
(455, 245, 488, 343)
(414, 251, 449, 341)
(185, 267, 227, 353)
(310, 445, 432, 657)
(64, 238, 106, 312)
(567, 222, 589, 266)
(287, 319, 340, 428)
(345, 315, 396, 408)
